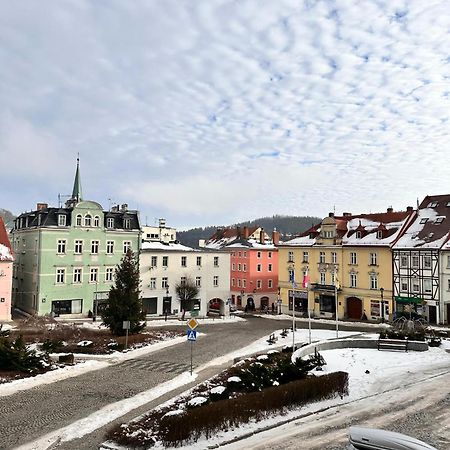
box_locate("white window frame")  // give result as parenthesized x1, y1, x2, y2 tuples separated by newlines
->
(107, 217, 114, 228)
(331, 252, 337, 264)
(232, 278, 235, 287)
(370, 273, 378, 290)
(181, 256, 187, 267)
(350, 272, 357, 288)
(195, 276, 201, 287)
(268, 251, 272, 258)
(319, 252, 325, 263)
(162, 256, 168, 267)
(106, 240, 114, 254)
(94, 216, 100, 227)
(58, 214, 66, 226)
(257, 264, 262, 272)
(243, 263, 247, 272)
(76, 214, 82, 226)
(105, 267, 114, 282)
(350, 252, 357, 265)
(423, 255, 431, 269)
(423, 279, 432, 293)
(56, 268, 65, 284)
(412, 253, 419, 268)
(151, 256, 157, 267)
(84, 214, 92, 227)
(288, 251, 294, 262)
(149, 278, 156, 289)
(256, 279, 262, 289)
(412, 277, 420, 292)
(242, 279, 246, 288)
(400, 254, 408, 268)
(89, 267, 98, 283)
(213, 275, 219, 287)
(320, 272, 326, 284)
(91, 240, 99, 254)
(268, 263, 272, 272)
(196, 256, 202, 266)
(370, 252, 377, 266)
(124, 218, 131, 229)
(268, 279, 273, 288)
(214, 256, 219, 267)
(162, 277, 168, 288)
(401, 278, 408, 292)
(74, 240, 83, 254)
(57, 239, 66, 255)
(232, 263, 235, 271)
(73, 268, 82, 284)
(303, 251, 309, 263)
(257, 251, 262, 258)
(123, 241, 131, 254)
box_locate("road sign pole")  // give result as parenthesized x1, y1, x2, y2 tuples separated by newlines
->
(190, 340, 193, 376)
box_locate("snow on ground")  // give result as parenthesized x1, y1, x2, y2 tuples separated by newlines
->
(0, 335, 188, 397)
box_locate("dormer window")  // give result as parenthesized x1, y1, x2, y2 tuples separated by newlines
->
(377, 230, 383, 239)
(124, 218, 131, 229)
(94, 216, 100, 227)
(107, 217, 114, 228)
(420, 218, 428, 224)
(356, 231, 362, 239)
(76, 214, 82, 226)
(84, 214, 92, 227)
(435, 217, 444, 224)
(58, 215, 66, 226)
(428, 201, 438, 207)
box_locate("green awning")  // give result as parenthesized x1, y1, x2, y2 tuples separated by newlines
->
(394, 296, 422, 305)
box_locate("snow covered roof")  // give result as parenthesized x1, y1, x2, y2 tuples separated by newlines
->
(0, 217, 13, 261)
(205, 225, 277, 250)
(140, 241, 195, 252)
(393, 194, 450, 249)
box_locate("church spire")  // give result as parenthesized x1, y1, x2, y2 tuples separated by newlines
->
(72, 155, 83, 203)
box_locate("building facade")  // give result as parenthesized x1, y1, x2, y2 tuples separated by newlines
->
(279, 208, 414, 321)
(140, 224, 230, 317)
(0, 217, 13, 322)
(203, 226, 279, 311)
(393, 195, 450, 324)
(11, 161, 140, 317)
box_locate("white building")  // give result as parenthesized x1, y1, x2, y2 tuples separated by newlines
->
(140, 221, 231, 318)
(142, 219, 176, 244)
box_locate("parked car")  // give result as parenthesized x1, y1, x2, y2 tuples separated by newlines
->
(349, 426, 437, 450)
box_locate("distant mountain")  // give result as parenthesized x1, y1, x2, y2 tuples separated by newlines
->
(0, 208, 16, 228)
(177, 215, 322, 248)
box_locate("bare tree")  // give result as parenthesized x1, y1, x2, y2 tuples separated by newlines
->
(175, 277, 200, 320)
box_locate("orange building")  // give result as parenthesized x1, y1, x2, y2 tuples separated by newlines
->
(204, 226, 279, 311)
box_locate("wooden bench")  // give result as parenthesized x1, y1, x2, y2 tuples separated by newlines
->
(377, 339, 408, 352)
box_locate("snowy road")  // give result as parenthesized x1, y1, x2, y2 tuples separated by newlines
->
(224, 364, 450, 450)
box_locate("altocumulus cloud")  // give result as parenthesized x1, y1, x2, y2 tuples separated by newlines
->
(0, 0, 449, 227)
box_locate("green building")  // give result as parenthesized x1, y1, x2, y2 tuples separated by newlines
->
(11, 161, 141, 317)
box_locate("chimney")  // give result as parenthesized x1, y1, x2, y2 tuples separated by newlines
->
(343, 212, 352, 217)
(236, 226, 241, 238)
(387, 207, 393, 213)
(328, 212, 334, 217)
(36, 203, 48, 211)
(198, 239, 205, 248)
(159, 218, 166, 228)
(272, 230, 280, 246)
(406, 206, 413, 212)
(243, 226, 249, 239)
(121, 203, 128, 212)
(260, 228, 265, 244)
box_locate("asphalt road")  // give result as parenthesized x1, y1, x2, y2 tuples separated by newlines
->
(0, 315, 380, 450)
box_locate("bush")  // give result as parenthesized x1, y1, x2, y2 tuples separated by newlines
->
(41, 339, 64, 353)
(108, 371, 348, 448)
(0, 334, 51, 373)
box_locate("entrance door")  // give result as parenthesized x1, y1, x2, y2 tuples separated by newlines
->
(246, 297, 255, 310)
(163, 296, 172, 315)
(260, 296, 269, 311)
(347, 297, 363, 320)
(428, 305, 437, 324)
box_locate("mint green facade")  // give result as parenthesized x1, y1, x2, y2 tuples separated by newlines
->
(12, 165, 140, 316)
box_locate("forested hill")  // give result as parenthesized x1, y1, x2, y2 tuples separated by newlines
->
(0, 208, 16, 227)
(177, 215, 322, 248)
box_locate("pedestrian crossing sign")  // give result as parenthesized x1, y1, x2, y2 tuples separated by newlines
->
(187, 329, 197, 341)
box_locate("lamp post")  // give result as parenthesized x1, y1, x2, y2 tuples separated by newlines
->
(164, 286, 169, 321)
(93, 280, 98, 322)
(380, 287, 385, 323)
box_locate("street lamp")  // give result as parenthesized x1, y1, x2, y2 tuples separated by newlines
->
(164, 286, 170, 321)
(380, 287, 385, 323)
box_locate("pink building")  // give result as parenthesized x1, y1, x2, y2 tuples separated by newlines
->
(0, 217, 13, 322)
(204, 226, 279, 311)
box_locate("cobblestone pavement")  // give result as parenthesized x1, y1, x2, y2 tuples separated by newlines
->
(0, 316, 380, 450)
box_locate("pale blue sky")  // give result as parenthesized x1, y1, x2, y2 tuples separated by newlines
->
(1, 0, 449, 228)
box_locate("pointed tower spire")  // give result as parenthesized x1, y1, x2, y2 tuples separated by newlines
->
(72, 155, 83, 203)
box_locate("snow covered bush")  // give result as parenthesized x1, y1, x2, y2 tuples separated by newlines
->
(187, 396, 208, 409)
(209, 385, 228, 401)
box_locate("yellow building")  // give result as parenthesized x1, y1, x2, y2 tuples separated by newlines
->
(278, 208, 414, 321)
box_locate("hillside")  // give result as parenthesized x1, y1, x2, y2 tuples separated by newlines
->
(177, 215, 321, 248)
(0, 208, 16, 227)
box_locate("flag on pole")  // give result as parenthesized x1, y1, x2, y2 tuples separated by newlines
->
(302, 270, 310, 289)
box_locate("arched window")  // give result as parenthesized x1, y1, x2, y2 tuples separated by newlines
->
(84, 214, 92, 227)
(94, 216, 100, 227)
(76, 214, 82, 226)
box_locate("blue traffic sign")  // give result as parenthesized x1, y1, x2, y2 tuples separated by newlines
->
(187, 329, 197, 341)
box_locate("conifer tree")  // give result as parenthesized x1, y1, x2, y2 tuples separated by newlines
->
(102, 250, 145, 335)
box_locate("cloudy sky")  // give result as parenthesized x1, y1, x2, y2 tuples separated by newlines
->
(1, 0, 449, 229)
